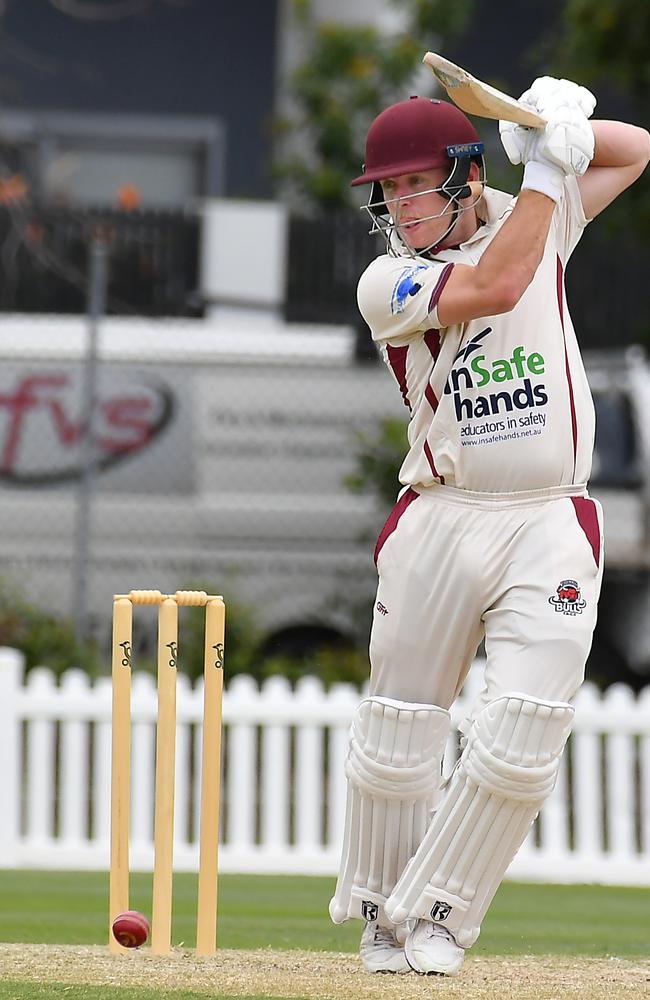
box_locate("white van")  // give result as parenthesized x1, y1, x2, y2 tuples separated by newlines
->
(0, 312, 404, 656)
(1, 315, 649, 675)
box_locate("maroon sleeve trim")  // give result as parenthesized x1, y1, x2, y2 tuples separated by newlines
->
(428, 262, 455, 315)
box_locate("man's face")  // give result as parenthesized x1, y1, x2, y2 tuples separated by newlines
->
(380, 167, 453, 251)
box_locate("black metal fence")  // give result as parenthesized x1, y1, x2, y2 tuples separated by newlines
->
(563, 224, 650, 349)
(285, 210, 650, 352)
(285, 212, 379, 325)
(1, 201, 648, 348)
(0, 203, 202, 317)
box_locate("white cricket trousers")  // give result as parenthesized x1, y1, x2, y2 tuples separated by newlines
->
(369, 483, 604, 715)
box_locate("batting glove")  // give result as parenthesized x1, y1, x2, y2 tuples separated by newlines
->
(501, 107, 594, 202)
(500, 107, 594, 174)
(499, 120, 564, 202)
(499, 119, 537, 166)
(519, 76, 597, 120)
(541, 106, 595, 176)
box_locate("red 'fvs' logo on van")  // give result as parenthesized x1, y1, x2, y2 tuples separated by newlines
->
(0, 372, 173, 484)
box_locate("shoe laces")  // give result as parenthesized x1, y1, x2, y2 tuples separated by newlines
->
(428, 921, 457, 943)
(370, 923, 398, 946)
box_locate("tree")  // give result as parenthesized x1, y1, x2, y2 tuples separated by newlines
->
(276, 0, 476, 209)
(555, 0, 650, 103)
(551, 0, 649, 233)
(345, 417, 408, 510)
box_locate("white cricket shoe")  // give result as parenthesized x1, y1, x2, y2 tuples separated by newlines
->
(404, 919, 465, 976)
(359, 921, 411, 974)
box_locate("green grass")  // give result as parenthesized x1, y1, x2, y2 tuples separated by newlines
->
(0, 989, 293, 1000)
(0, 870, 647, 958)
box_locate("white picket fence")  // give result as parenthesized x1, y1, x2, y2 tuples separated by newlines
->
(1, 645, 649, 885)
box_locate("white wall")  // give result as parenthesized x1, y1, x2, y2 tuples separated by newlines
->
(309, 0, 405, 29)
(200, 199, 288, 310)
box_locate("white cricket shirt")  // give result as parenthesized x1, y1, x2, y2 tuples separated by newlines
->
(358, 178, 595, 493)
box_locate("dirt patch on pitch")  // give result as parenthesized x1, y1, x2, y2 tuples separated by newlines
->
(0, 944, 648, 999)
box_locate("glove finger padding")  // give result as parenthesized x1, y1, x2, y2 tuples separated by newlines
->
(499, 120, 537, 166)
(519, 76, 596, 119)
(539, 108, 595, 176)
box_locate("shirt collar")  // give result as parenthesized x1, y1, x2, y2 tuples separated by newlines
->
(429, 186, 514, 259)
(461, 186, 513, 246)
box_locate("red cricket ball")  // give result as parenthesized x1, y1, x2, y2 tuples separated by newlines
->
(111, 910, 150, 948)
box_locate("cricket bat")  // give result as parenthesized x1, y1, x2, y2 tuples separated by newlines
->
(423, 52, 546, 128)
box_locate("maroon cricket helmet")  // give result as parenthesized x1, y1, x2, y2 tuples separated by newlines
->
(351, 96, 482, 187)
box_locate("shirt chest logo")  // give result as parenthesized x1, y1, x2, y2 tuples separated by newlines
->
(443, 329, 549, 422)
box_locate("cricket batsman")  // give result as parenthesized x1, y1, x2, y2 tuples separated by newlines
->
(329, 80, 650, 975)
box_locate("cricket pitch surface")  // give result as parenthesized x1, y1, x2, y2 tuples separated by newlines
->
(0, 944, 648, 999)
